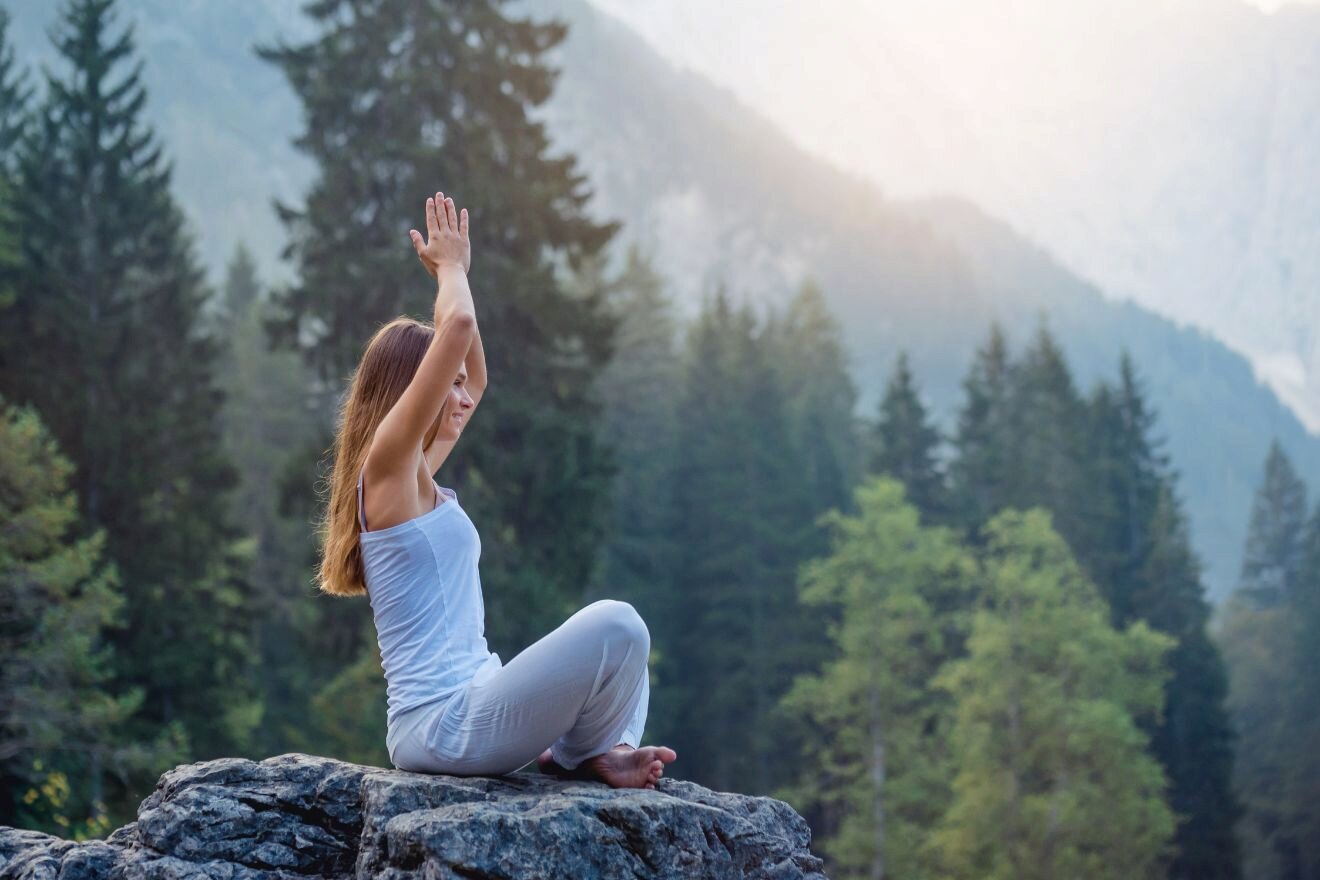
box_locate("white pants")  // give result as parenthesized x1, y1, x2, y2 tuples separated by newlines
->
(389, 599, 651, 775)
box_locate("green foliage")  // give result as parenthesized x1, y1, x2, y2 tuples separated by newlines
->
(949, 323, 1014, 531)
(0, 0, 258, 778)
(770, 278, 863, 521)
(1219, 446, 1320, 879)
(301, 633, 390, 769)
(661, 287, 813, 795)
(0, 399, 180, 831)
(929, 509, 1176, 880)
(868, 351, 948, 524)
(776, 476, 976, 880)
(1238, 440, 1309, 608)
(950, 325, 1242, 879)
(212, 242, 326, 758)
(580, 241, 681, 613)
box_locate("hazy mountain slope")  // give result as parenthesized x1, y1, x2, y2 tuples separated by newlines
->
(7, 0, 1318, 599)
(587, 0, 1320, 435)
(6, 0, 315, 286)
(524, 0, 1320, 600)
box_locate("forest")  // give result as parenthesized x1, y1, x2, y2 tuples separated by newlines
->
(0, 2, 1317, 879)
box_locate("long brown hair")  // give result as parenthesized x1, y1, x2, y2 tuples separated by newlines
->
(317, 316, 440, 597)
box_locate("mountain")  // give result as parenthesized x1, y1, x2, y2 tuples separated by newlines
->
(6, 0, 1318, 599)
(585, 0, 1320, 435)
(523, 0, 1320, 600)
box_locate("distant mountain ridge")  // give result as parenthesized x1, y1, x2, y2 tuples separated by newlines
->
(584, 0, 1320, 435)
(7, 0, 1318, 600)
(523, 0, 1320, 601)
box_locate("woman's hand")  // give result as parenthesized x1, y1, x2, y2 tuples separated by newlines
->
(409, 190, 471, 277)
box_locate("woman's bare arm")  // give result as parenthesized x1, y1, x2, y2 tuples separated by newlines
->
(369, 193, 474, 470)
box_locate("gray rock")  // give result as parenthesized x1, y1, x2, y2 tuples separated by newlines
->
(0, 753, 828, 879)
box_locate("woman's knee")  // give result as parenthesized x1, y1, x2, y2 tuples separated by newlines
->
(592, 599, 650, 654)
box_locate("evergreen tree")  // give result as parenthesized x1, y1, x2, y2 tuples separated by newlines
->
(868, 350, 947, 523)
(1075, 353, 1241, 879)
(949, 323, 1015, 532)
(930, 508, 1176, 880)
(1284, 504, 1320, 878)
(1219, 591, 1296, 880)
(0, 399, 179, 833)
(1238, 440, 1309, 607)
(0, 7, 32, 169)
(257, 0, 621, 655)
(1079, 353, 1165, 620)
(771, 278, 862, 522)
(1006, 321, 1089, 547)
(663, 287, 808, 795)
(1134, 485, 1241, 880)
(579, 242, 682, 636)
(0, 7, 31, 311)
(213, 242, 323, 757)
(1221, 450, 1318, 880)
(0, 0, 257, 762)
(777, 476, 976, 880)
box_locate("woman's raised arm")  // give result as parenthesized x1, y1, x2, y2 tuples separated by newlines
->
(370, 193, 475, 470)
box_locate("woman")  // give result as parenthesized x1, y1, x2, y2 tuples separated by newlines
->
(317, 191, 677, 789)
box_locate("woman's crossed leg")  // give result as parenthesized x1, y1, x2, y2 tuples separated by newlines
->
(399, 599, 677, 788)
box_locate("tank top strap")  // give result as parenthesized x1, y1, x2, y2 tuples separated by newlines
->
(357, 467, 369, 531)
(359, 470, 446, 534)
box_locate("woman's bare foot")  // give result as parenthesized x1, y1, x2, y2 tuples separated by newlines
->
(537, 743, 677, 789)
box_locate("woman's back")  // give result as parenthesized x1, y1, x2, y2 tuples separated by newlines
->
(357, 474, 501, 729)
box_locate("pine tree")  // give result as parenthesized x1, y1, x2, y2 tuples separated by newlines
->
(0, 7, 31, 168)
(1006, 321, 1089, 547)
(579, 242, 682, 626)
(213, 242, 323, 757)
(869, 350, 947, 523)
(1221, 449, 1318, 880)
(664, 287, 808, 795)
(0, 399, 179, 833)
(0, 7, 31, 312)
(771, 278, 862, 522)
(258, 0, 621, 654)
(1284, 504, 1320, 878)
(1135, 485, 1241, 880)
(949, 323, 1015, 532)
(1, 0, 257, 761)
(1239, 440, 1309, 607)
(1079, 353, 1167, 621)
(777, 476, 976, 880)
(1075, 353, 1241, 879)
(930, 508, 1176, 880)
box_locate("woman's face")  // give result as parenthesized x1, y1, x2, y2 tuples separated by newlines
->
(433, 367, 475, 442)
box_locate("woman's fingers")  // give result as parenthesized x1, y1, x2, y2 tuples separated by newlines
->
(425, 196, 440, 238)
(409, 228, 424, 257)
(443, 196, 457, 231)
(459, 207, 468, 240)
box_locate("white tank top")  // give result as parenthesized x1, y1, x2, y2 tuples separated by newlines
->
(356, 470, 501, 731)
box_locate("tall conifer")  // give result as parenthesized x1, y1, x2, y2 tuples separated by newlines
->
(869, 350, 947, 523)
(1074, 353, 1239, 879)
(772, 278, 862, 522)
(1239, 441, 1309, 607)
(0, 400, 175, 832)
(0, 0, 257, 761)
(665, 288, 807, 795)
(950, 323, 1015, 531)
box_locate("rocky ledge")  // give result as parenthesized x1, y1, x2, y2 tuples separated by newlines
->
(0, 753, 827, 879)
